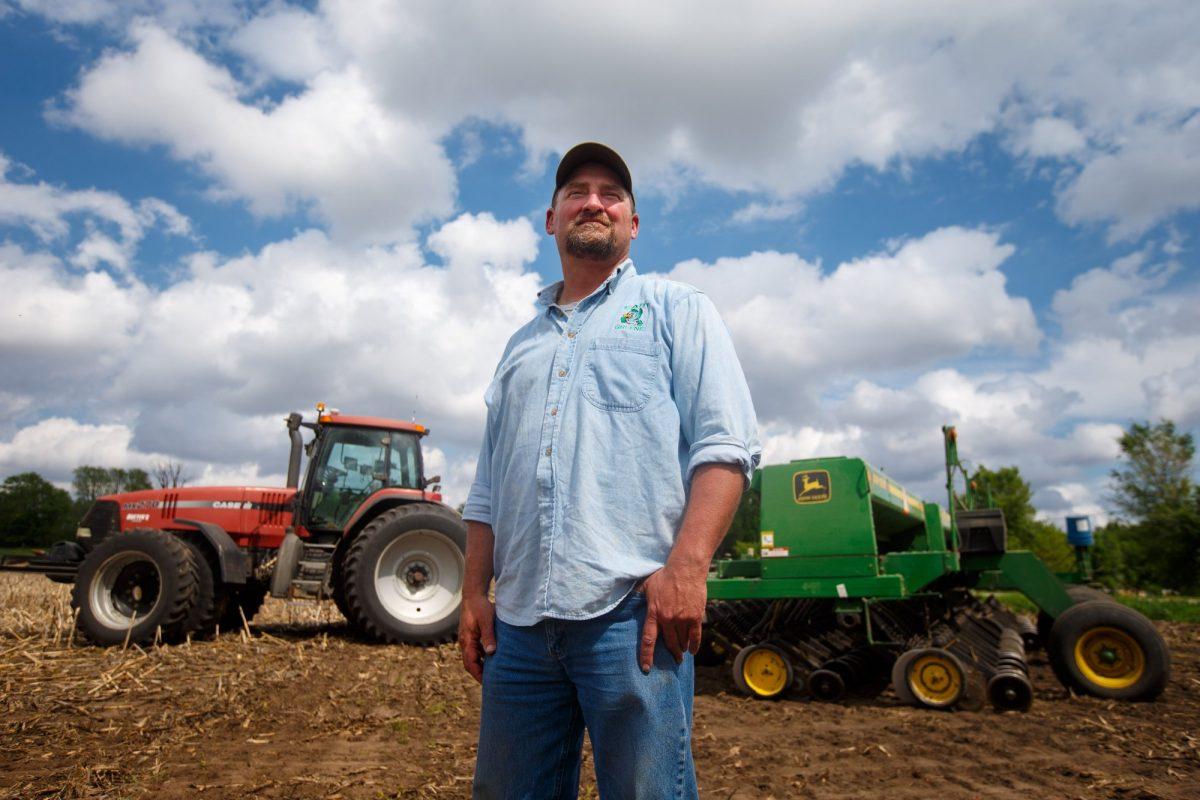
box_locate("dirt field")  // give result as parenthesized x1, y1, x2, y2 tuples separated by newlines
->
(1, 573, 1197, 800)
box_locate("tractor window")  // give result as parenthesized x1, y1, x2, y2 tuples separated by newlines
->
(307, 428, 398, 530)
(388, 433, 422, 490)
(306, 428, 425, 530)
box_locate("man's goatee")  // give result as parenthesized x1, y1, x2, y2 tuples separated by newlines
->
(565, 223, 618, 260)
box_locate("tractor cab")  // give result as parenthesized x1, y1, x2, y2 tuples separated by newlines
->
(297, 407, 432, 534)
(282, 403, 441, 538)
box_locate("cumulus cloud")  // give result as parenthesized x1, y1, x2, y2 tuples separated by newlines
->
(15, 0, 242, 32)
(667, 227, 1039, 419)
(0, 152, 189, 272)
(1038, 249, 1200, 418)
(0, 210, 543, 498)
(1057, 121, 1200, 241)
(56, 23, 455, 243)
(33, 1, 1199, 242)
(1012, 117, 1088, 159)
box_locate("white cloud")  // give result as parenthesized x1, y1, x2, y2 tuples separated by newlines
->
(16, 0, 241, 31)
(730, 200, 803, 226)
(57, 23, 455, 243)
(1057, 121, 1200, 241)
(1013, 117, 1088, 159)
(229, 7, 340, 83)
(1038, 250, 1200, 418)
(0, 152, 189, 272)
(34, 1, 1199, 242)
(0, 417, 153, 476)
(668, 227, 1039, 420)
(0, 210, 543, 498)
(0, 243, 148, 395)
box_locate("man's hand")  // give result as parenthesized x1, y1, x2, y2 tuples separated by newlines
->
(638, 462, 744, 673)
(459, 592, 497, 684)
(638, 561, 708, 673)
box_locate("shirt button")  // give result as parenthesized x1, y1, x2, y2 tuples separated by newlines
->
(558, 369, 567, 377)
(545, 447, 552, 456)
(551, 407, 558, 416)
(567, 331, 576, 339)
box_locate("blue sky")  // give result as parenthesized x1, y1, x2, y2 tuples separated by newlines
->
(0, 1, 1197, 523)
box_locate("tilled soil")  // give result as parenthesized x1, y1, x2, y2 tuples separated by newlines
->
(1, 573, 1197, 799)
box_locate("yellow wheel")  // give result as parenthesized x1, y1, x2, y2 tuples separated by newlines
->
(904, 648, 966, 709)
(1074, 626, 1145, 690)
(732, 643, 793, 699)
(1049, 600, 1169, 700)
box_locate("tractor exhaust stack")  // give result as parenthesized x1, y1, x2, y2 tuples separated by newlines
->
(285, 412, 304, 489)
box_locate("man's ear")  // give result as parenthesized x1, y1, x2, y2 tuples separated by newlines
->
(545, 207, 556, 235)
(630, 212, 639, 240)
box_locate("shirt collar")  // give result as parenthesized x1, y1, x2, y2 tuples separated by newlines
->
(536, 259, 636, 309)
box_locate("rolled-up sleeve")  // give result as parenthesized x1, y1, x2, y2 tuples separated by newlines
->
(669, 291, 761, 488)
(461, 380, 497, 524)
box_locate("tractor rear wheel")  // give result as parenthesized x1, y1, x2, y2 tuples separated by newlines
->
(1047, 600, 1170, 701)
(341, 503, 466, 644)
(71, 529, 198, 646)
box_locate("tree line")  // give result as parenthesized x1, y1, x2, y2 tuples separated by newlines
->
(0, 463, 189, 550)
(721, 419, 1198, 593)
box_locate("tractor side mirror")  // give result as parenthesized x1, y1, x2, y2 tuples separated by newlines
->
(424, 475, 441, 490)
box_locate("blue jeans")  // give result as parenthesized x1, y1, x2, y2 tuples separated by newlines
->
(473, 591, 697, 799)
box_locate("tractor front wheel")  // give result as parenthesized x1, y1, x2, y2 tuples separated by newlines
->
(71, 529, 198, 646)
(340, 504, 466, 644)
(1047, 600, 1170, 701)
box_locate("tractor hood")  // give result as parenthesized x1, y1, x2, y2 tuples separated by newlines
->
(92, 485, 298, 549)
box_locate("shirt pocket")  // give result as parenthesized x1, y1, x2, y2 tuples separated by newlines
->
(580, 337, 662, 412)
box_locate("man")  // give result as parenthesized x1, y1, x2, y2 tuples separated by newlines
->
(460, 142, 760, 799)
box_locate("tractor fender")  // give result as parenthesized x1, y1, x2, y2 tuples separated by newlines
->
(172, 518, 250, 585)
(341, 489, 439, 540)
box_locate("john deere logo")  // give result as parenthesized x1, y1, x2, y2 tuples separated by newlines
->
(793, 470, 831, 504)
(614, 304, 646, 332)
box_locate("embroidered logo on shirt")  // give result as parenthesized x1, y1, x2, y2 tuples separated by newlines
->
(614, 304, 646, 332)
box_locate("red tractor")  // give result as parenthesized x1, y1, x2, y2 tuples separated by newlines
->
(2, 405, 466, 646)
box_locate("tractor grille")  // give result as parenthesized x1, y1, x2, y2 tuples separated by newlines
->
(257, 492, 291, 524)
(79, 500, 120, 549)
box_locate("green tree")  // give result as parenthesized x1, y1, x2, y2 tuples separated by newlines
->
(968, 465, 1072, 569)
(1110, 420, 1195, 520)
(1096, 420, 1200, 592)
(0, 472, 74, 548)
(73, 466, 153, 500)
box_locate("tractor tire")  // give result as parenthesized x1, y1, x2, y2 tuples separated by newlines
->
(890, 649, 920, 706)
(329, 551, 362, 632)
(732, 643, 792, 699)
(1047, 600, 1170, 701)
(218, 579, 269, 632)
(181, 540, 222, 639)
(340, 503, 466, 644)
(71, 529, 198, 646)
(1037, 585, 1117, 646)
(896, 647, 967, 709)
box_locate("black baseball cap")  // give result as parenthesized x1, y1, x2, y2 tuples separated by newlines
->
(554, 142, 634, 206)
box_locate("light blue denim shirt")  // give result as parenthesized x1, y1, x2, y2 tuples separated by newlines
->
(463, 260, 761, 626)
